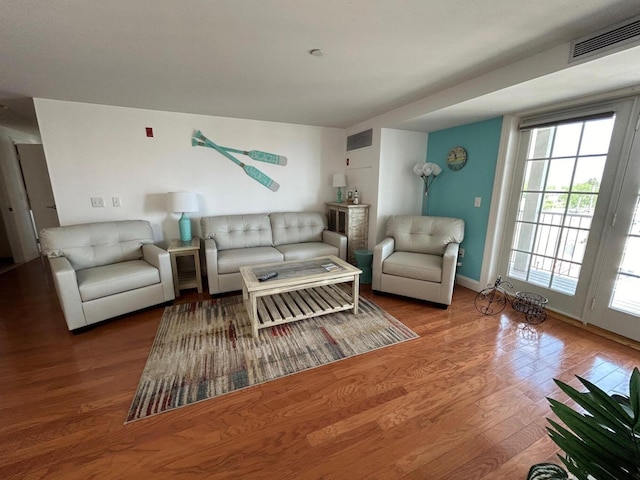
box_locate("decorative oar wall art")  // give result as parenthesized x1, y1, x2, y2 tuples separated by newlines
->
(192, 130, 287, 191)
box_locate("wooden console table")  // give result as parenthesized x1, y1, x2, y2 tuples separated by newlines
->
(326, 202, 369, 264)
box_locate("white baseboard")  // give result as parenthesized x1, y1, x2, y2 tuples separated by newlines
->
(456, 275, 483, 292)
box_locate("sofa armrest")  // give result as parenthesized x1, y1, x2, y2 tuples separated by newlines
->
(48, 256, 86, 330)
(203, 238, 220, 295)
(440, 242, 460, 304)
(322, 230, 347, 260)
(372, 237, 395, 290)
(143, 244, 175, 302)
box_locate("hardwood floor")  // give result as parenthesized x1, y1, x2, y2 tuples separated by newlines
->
(0, 258, 637, 479)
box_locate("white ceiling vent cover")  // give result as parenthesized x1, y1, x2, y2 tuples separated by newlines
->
(569, 14, 640, 64)
(347, 129, 373, 151)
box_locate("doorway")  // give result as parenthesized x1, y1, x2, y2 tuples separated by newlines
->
(16, 144, 60, 241)
(498, 97, 640, 341)
(585, 98, 640, 341)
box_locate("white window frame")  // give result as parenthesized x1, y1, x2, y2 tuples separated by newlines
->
(493, 99, 636, 319)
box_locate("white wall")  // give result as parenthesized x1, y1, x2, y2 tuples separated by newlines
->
(341, 128, 427, 249)
(377, 128, 426, 241)
(34, 99, 345, 244)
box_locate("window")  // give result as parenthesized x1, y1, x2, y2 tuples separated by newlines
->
(610, 193, 640, 315)
(507, 116, 615, 295)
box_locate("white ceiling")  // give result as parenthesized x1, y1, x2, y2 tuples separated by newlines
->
(1, 0, 640, 134)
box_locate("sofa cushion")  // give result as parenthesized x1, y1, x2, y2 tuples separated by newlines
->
(276, 242, 339, 261)
(382, 251, 442, 283)
(76, 260, 160, 302)
(217, 247, 284, 274)
(200, 214, 273, 251)
(385, 215, 464, 255)
(40, 220, 153, 270)
(270, 212, 327, 246)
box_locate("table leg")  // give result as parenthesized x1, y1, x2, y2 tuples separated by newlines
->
(193, 251, 203, 293)
(353, 274, 360, 314)
(250, 294, 259, 338)
(170, 253, 180, 297)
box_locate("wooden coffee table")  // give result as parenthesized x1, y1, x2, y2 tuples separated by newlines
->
(240, 256, 361, 337)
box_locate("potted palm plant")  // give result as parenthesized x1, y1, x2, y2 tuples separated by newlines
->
(527, 367, 640, 480)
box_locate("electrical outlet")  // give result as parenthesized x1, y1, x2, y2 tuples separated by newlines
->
(91, 197, 105, 208)
(474, 197, 482, 208)
(457, 261, 462, 267)
(459, 248, 465, 258)
(112, 196, 122, 207)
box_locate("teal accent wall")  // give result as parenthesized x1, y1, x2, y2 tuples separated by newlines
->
(425, 117, 503, 281)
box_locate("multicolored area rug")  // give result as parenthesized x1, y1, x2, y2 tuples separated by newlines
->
(126, 293, 417, 422)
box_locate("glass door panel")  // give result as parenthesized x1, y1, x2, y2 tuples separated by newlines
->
(581, 98, 640, 342)
(506, 116, 615, 296)
(498, 99, 636, 319)
(610, 195, 640, 315)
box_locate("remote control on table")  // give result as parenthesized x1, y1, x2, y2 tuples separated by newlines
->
(257, 272, 278, 282)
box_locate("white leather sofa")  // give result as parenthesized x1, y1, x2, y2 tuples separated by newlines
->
(40, 220, 175, 331)
(372, 215, 465, 307)
(201, 212, 347, 294)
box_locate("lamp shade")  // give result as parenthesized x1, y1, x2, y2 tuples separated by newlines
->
(167, 192, 198, 213)
(429, 163, 443, 176)
(413, 163, 442, 177)
(332, 173, 347, 188)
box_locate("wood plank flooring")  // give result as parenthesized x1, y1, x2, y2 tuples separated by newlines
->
(0, 258, 638, 479)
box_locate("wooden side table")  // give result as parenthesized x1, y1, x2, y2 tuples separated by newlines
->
(167, 238, 203, 296)
(326, 202, 370, 265)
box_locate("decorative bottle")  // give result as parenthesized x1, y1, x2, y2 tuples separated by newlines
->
(353, 189, 359, 205)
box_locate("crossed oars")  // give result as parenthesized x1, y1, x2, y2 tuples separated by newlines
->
(191, 130, 286, 192)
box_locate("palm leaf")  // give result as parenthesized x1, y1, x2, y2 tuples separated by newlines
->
(549, 400, 634, 467)
(547, 420, 627, 480)
(554, 379, 630, 431)
(577, 375, 633, 422)
(544, 368, 640, 480)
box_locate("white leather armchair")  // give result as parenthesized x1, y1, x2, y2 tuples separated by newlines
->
(372, 215, 465, 307)
(40, 220, 175, 331)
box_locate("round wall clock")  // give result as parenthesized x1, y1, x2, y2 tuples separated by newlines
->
(447, 147, 467, 171)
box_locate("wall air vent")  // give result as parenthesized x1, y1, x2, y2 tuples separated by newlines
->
(347, 128, 373, 151)
(569, 14, 640, 64)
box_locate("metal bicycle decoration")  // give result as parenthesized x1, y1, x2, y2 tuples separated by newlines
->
(474, 276, 549, 324)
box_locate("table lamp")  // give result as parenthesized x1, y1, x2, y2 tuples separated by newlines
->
(167, 192, 198, 242)
(332, 173, 347, 203)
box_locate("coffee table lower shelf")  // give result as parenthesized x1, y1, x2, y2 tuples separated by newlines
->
(247, 283, 355, 335)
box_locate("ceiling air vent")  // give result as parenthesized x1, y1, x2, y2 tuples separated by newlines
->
(347, 129, 373, 151)
(569, 14, 640, 64)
